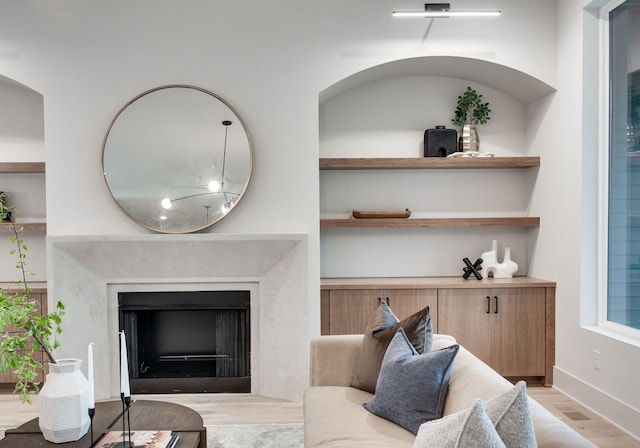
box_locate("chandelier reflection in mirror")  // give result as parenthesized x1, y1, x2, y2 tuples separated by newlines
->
(102, 85, 253, 233)
(160, 120, 237, 217)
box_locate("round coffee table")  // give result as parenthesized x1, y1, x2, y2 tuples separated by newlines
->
(1, 399, 206, 448)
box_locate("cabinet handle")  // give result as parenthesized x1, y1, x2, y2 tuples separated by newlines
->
(494, 296, 499, 314)
(486, 296, 491, 314)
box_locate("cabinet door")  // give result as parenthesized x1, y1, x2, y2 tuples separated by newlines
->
(438, 288, 546, 378)
(437, 289, 492, 364)
(489, 288, 546, 377)
(0, 291, 47, 384)
(322, 288, 438, 335)
(384, 289, 438, 332)
(326, 289, 381, 334)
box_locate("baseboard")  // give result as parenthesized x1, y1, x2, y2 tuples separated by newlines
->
(553, 366, 640, 442)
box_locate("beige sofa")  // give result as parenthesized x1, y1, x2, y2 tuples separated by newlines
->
(304, 334, 595, 447)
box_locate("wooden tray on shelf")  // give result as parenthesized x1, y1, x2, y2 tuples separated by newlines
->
(352, 209, 411, 219)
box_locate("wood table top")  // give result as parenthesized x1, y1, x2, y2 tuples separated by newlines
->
(2, 399, 206, 448)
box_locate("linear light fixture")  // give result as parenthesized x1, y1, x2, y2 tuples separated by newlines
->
(392, 3, 501, 18)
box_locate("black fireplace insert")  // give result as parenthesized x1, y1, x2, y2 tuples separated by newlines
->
(118, 290, 250, 394)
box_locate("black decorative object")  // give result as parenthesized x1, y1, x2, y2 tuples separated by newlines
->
(462, 257, 483, 280)
(424, 125, 458, 157)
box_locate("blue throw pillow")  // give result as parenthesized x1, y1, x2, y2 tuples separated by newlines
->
(350, 302, 433, 393)
(363, 328, 459, 435)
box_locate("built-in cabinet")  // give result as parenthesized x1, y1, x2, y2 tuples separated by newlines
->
(321, 288, 437, 335)
(0, 282, 48, 384)
(437, 287, 547, 379)
(321, 277, 555, 386)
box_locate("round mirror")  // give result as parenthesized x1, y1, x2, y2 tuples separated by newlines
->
(102, 85, 253, 233)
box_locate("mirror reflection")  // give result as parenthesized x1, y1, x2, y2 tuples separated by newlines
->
(102, 85, 252, 233)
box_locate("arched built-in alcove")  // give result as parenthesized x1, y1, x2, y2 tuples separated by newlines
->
(318, 56, 556, 278)
(0, 74, 46, 282)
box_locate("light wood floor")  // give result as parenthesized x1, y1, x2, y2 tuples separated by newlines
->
(0, 387, 638, 447)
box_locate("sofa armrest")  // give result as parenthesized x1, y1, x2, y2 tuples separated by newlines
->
(309, 334, 363, 387)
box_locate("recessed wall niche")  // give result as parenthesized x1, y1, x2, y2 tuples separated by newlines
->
(319, 56, 556, 278)
(0, 75, 46, 282)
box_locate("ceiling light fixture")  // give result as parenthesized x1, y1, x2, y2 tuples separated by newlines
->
(392, 3, 501, 18)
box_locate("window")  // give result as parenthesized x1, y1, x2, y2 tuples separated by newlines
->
(604, 0, 640, 332)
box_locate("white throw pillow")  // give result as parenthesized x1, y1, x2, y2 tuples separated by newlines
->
(413, 399, 506, 448)
(484, 381, 537, 448)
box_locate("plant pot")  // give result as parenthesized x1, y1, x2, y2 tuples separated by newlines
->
(38, 358, 90, 443)
(460, 124, 479, 152)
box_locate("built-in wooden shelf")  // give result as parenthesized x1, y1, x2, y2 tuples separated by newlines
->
(0, 162, 45, 173)
(319, 156, 540, 170)
(0, 281, 47, 293)
(0, 222, 47, 232)
(320, 276, 556, 290)
(320, 216, 540, 229)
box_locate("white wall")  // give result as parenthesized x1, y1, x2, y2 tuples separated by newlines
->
(529, 0, 640, 440)
(3, 0, 638, 438)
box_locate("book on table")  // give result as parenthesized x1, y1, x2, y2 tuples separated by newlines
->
(95, 430, 179, 448)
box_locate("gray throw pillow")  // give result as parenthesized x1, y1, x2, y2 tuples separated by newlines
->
(363, 328, 459, 434)
(413, 399, 506, 448)
(350, 302, 433, 393)
(485, 381, 537, 448)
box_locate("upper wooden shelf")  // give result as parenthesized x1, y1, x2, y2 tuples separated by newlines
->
(319, 157, 539, 170)
(0, 222, 47, 232)
(320, 217, 540, 229)
(0, 162, 45, 173)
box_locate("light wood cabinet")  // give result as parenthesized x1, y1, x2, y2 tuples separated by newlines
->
(321, 277, 555, 386)
(321, 288, 437, 335)
(438, 288, 546, 379)
(0, 283, 48, 384)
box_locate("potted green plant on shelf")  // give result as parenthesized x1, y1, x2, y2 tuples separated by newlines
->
(0, 192, 65, 404)
(452, 86, 492, 152)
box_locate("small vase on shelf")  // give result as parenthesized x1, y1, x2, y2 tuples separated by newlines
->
(460, 123, 479, 152)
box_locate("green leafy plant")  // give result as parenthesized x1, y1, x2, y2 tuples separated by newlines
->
(452, 86, 492, 126)
(0, 192, 64, 403)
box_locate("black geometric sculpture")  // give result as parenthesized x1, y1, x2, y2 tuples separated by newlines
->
(462, 257, 483, 280)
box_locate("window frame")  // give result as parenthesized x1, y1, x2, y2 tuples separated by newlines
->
(597, 0, 640, 339)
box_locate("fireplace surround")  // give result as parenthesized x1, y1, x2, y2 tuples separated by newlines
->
(48, 233, 309, 402)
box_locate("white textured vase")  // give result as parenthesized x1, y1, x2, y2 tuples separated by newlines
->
(38, 358, 90, 443)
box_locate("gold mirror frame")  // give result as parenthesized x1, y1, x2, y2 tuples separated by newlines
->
(102, 85, 253, 233)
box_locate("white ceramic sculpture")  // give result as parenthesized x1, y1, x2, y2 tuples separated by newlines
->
(481, 240, 518, 279)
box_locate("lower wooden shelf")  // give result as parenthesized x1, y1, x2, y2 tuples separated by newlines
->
(320, 217, 540, 229)
(0, 222, 46, 232)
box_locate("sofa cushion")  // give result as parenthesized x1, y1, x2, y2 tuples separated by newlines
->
(304, 386, 416, 447)
(350, 302, 433, 393)
(413, 400, 506, 448)
(485, 381, 536, 448)
(363, 328, 459, 434)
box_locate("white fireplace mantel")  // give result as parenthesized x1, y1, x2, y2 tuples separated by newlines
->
(48, 233, 309, 402)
